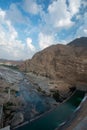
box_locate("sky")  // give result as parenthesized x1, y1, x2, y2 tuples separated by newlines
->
(0, 0, 87, 60)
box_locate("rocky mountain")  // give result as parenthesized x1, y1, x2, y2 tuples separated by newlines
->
(19, 37, 87, 93)
(0, 37, 87, 128)
(68, 37, 87, 47)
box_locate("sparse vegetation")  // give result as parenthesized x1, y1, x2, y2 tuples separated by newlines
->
(37, 86, 46, 95)
(37, 86, 42, 92)
(3, 102, 14, 110)
(52, 90, 60, 102)
(50, 89, 62, 102)
(11, 89, 19, 95)
(4, 87, 10, 93)
(69, 86, 76, 92)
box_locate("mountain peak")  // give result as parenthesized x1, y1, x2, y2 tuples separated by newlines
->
(68, 37, 87, 47)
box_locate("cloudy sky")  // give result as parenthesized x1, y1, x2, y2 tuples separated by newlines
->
(0, 0, 87, 60)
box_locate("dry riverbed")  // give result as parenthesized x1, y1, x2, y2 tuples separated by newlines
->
(0, 66, 58, 128)
(0, 66, 83, 129)
(25, 72, 74, 100)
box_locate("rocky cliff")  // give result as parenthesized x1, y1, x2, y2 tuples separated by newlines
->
(20, 37, 87, 91)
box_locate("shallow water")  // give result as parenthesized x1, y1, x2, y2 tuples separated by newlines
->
(15, 90, 85, 130)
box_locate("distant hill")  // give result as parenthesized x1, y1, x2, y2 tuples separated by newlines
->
(0, 59, 23, 66)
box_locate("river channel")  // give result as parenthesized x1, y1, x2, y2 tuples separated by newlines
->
(15, 90, 85, 130)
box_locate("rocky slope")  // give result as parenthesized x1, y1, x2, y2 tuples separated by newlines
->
(19, 37, 87, 93)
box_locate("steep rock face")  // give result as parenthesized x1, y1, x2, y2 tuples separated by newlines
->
(20, 37, 87, 87)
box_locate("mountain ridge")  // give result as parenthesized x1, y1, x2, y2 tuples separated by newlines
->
(68, 37, 87, 47)
(19, 37, 87, 93)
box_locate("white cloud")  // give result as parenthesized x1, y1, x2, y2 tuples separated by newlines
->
(6, 21, 18, 40)
(80, 0, 87, 8)
(68, 0, 81, 16)
(6, 3, 29, 24)
(0, 0, 86, 60)
(84, 29, 87, 34)
(45, 0, 74, 28)
(26, 38, 36, 51)
(37, 0, 85, 48)
(37, 0, 75, 49)
(23, 0, 41, 15)
(76, 12, 87, 37)
(38, 32, 55, 49)
(0, 8, 5, 19)
(0, 8, 36, 60)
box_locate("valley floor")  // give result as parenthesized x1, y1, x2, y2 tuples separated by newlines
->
(0, 66, 57, 128)
(0, 66, 87, 130)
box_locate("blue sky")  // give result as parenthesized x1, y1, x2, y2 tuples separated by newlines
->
(0, 0, 87, 60)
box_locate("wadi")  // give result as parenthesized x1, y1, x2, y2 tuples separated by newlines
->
(0, 37, 87, 130)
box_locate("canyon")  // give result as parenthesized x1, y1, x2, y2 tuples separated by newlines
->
(0, 37, 87, 130)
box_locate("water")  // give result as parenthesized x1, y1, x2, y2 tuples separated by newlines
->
(15, 90, 85, 130)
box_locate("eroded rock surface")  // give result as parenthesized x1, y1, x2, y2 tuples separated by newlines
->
(20, 37, 87, 94)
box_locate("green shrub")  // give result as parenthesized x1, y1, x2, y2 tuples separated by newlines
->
(37, 87, 42, 92)
(3, 102, 14, 110)
(11, 89, 18, 95)
(53, 90, 60, 102)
